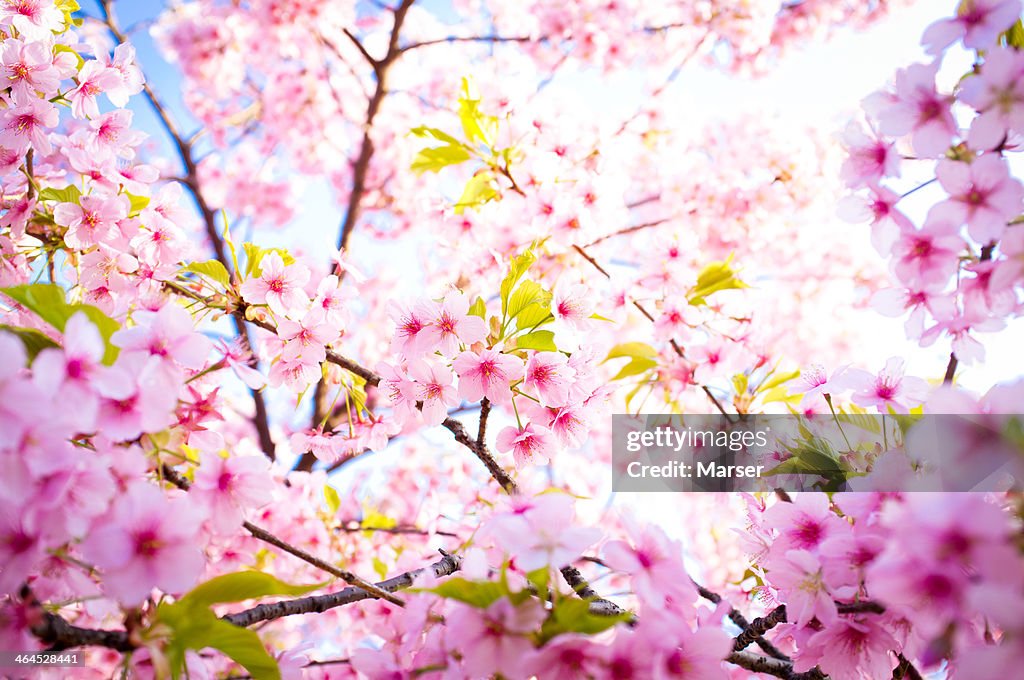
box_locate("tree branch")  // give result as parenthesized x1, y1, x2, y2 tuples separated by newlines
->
(159, 466, 404, 606)
(223, 551, 462, 628)
(336, 0, 416, 251)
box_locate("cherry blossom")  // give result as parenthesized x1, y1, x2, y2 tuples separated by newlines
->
(81, 483, 205, 605)
(239, 252, 311, 316)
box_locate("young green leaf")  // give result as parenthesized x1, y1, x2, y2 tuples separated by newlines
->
(36, 184, 82, 205)
(515, 330, 557, 352)
(183, 260, 232, 289)
(411, 145, 473, 174)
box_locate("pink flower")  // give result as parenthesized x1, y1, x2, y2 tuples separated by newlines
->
(922, 0, 1022, 55)
(361, 416, 400, 452)
(387, 299, 436, 357)
(81, 483, 205, 605)
(407, 358, 458, 426)
(452, 348, 524, 403)
(112, 303, 213, 372)
(1, 38, 59, 99)
(654, 299, 698, 341)
(191, 452, 275, 534)
(920, 307, 1004, 364)
(289, 427, 343, 464)
(100, 43, 144, 107)
(0, 94, 58, 154)
(837, 184, 914, 254)
(795, 617, 899, 680)
(312, 274, 351, 328)
(961, 46, 1024, 150)
(551, 282, 595, 350)
(762, 493, 846, 554)
(420, 292, 488, 356)
(764, 549, 837, 627)
(95, 356, 179, 442)
(934, 155, 1024, 243)
(603, 519, 697, 609)
(0, 0, 64, 40)
(68, 60, 122, 120)
(277, 307, 338, 364)
(32, 312, 105, 432)
(867, 61, 957, 158)
(0, 507, 42, 594)
(239, 252, 310, 317)
(523, 351, 576, 407)
(839, 121, 900, 188)
(446, 597, 545, 680)
(846, 357, 929, 413)
(496, 422, 556, 467)
(53, 193, 128, 250)
(796, 364, 850, 408)
(89, 110, 147, 158)
(890, 212, 964, 287)
(479, 493, 600, 571)
(872, 285, 957, 339)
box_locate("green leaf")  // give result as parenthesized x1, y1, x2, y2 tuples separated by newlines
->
(516, 330, 557, 352)
(183, 260, 231, 289)
(499, 247, 538, 315)
(539, 598, 630, 643)
(177, 571, 323, 610)
(411, 144, 472, 174)
(1004, 19, 1024, 48)
(361, 505, 398, 537)
(457, 77, 498, 148)
(1, 284, 120, 365)
(420, 577, 509, 608)
(604, 342, 658, 362)
(410, 126, 465, 146)
(526, 568, 550, 600)
(323, 485, 341, 516)
(732, 373, 749, 396)
(759, 368, 800, 392)
(468, 296, 487, 318)
(36, 184, 81, 204)
(507, 280, 551, 321)
(0, 325, 58, 361)
(126, 193, 150, 218)
(515, 302, 552, 331)
(611, 357, 657, 381)
(372, 556, 389, 581)
(200, 618, 280, 680)
(689, 255, 747, 305)
(454, 171, 499, 214)
(161, 606, 280, 680)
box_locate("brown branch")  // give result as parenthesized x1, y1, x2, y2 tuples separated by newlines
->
(336, 0, 416, 251)
(399, 34, 534, 53)
(159, 466, 404, 606)
(727, 651, 826, 680)
(30, 553, 463, 652)
(695, 583, 789, 661)
(98, 0, 276, 462)
(32, 612, 132, 652)
(223, 551, 462, 628)
(733, 605, 787, 652)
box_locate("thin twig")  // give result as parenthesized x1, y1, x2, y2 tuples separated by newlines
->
(159, 466, 404, 606)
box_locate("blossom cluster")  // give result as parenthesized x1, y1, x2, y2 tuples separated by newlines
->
(841, 0, 1024, 366)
